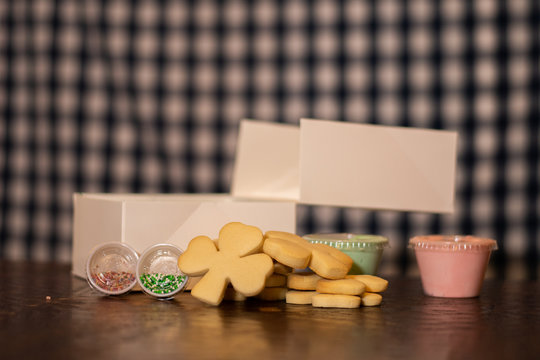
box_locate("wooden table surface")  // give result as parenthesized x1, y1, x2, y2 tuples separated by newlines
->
(1, 260, 539, 360)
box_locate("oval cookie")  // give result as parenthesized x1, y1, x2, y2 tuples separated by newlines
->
(361, 292, 383, 306)
(345, 275, 388, 293)
(316, 279, 366, 296)
(286, 290, 318, 305)
(263, 237, 311, 269)
(287, 273, 323, 290)
(312, 294, 361, 309)
(273, 262, 293, 275)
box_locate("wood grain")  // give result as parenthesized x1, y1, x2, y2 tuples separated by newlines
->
(1, 260, 539, 360)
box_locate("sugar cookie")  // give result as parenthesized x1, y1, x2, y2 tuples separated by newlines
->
(265, 231, 352, 279)
(287, 273, 323, 290)
(263, 237, 311, 269)
(312, 243, 353, 270)
(286, 290, 318, 305)
(361, 292, 383, 306)
(256, 287, 287, 301)
(316, 279, 366, 296)
(273, 262, 293, 275)
(309, 246, 350, 279)
(312, 294, 361, 308)
(265, 231, 306, 244)
(219, 222, 266, 255)
(346, 275, 388, 293)
(265, 274, 287, 287)
(266, 231, 352, 267)
(178, 222, 273, 306)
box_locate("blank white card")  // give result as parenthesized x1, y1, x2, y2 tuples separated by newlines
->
(299, 119, 458, 213)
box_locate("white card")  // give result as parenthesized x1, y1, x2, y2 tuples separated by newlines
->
(299, 119, 458, 213)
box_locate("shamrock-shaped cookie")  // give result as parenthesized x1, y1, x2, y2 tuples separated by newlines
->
(177, 222, 273, 305)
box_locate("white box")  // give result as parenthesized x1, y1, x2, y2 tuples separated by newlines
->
(72, 193, 296, 278)
(231, 120, 300, 201)
(73, 118, 458, 277)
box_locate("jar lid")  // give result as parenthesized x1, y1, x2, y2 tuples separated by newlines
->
(409, 235, 498, 252)
(303, 233, 389, 251)
(86, 242, 139, 295)
(136, 243, 188, 299)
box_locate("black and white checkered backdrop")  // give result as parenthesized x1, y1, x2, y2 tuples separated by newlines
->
(0, 1, 538, 278)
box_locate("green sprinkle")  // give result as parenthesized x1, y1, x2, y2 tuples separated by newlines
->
(139, 273, 186, 295)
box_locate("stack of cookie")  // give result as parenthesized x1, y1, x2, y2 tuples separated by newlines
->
(263, 231, 388, 308)
(285, 273, 321, 304)
(255, 266, 288, 301)
(177, 222, 388, 307)
(311, 275, 387, 308)
(285, 272, 387, 308)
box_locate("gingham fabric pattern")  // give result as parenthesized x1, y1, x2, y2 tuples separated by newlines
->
(0, 1, 538, 279)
